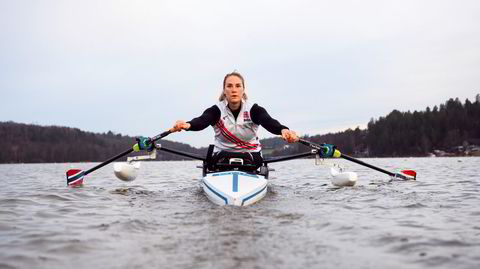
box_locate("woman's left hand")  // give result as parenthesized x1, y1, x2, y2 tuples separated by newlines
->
(281, 129, 299, 143)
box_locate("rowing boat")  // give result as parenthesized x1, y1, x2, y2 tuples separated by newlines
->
(65, 131, 417, 206)
(192, 145, 270, 206)
(110, 143, 358, 206)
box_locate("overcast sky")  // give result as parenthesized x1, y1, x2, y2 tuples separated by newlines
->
(1, 0, 479, 147)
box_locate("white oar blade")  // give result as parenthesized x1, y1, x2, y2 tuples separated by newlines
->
(113, 162, 140, 182)
(330, 167, 357, 187)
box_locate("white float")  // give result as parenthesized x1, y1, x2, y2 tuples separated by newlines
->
(113, 149, 157, 182)
(330, 167, 357, 186)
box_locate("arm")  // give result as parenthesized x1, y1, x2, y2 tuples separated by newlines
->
(171, 105, 220, 132)
(251, 104, 298, 142)
(187, 105, 220, 131)
(250, 104, 289, 135)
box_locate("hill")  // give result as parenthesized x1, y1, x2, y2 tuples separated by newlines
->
(1, 94, 479, 163)
(0, 122, 206, 163)
(263, 94, 480, 157)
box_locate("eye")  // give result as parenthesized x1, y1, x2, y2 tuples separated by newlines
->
(235, 83, 242, 88)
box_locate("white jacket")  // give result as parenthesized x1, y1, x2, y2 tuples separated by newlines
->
(213, 100, 261, 152)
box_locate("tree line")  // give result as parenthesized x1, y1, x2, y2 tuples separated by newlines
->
(263, 94, 480, 157)
(0, 123, 206, 163)
(1, 94, 479, 163)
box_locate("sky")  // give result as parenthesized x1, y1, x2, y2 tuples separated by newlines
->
(1, 0, 479, 147)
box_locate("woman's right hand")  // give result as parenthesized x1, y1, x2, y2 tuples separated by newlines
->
(170, 120, 191, 133)
(281, 129, 299, 143)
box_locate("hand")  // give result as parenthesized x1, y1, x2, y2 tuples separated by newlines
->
(281, 129, 299, 143)
(135, 136, 154, 151)
(170, 120, 191, 133)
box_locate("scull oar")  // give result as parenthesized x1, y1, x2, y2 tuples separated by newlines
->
(66, 130, 171, 186)
(298, 139, 417, 180)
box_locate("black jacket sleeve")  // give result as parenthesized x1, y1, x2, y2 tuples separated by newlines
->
(187, 105, 221, 131)
(250, 104, 289, 135)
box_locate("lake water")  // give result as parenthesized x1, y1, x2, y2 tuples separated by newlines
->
(0, 157, 479, 269)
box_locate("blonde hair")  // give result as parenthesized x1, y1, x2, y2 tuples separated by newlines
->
(218, 71, 248, 101)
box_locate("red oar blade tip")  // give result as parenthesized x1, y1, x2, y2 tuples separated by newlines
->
(401, 170, 417, 180)
(66, 169, 85, 187)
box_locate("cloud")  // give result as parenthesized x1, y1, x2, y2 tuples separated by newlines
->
(1, 0, 479, 147)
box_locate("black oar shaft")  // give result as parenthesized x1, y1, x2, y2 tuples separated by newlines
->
(83, 130, 171, 176)
(264, 152, 314, 164)
(298, 138, 408, 179)
(84, 148, 133, 176)
(156, 145, 206, 161)
(340, 154, 394, 177)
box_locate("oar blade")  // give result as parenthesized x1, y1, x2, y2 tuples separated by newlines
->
(391, 170, 417, 180)
(401, 170, 417, 180)
(66, 169, 85, 186)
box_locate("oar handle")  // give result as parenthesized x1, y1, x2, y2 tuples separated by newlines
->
(83, 130, 171, 176)
(151, 130, 172, 142)
(298, 139, 323, 150)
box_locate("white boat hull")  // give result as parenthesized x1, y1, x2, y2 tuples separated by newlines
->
(202, 171, 268, 206)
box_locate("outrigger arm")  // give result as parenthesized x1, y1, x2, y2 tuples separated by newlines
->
(154, 143, 206, 161)
(263, 150, 318, 164)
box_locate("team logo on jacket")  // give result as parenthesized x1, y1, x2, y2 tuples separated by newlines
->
(243, 111, 251, 122)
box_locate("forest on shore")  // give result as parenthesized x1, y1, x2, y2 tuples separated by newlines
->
(264, 95, 480, 158)
(0, 124, 205, 163)
(1, 95, 479, 163)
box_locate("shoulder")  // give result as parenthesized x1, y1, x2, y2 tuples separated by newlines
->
(215, 100, 228, 110)
(207, 104, 220, 111)
(245, 101, 260, 111)
(250, 103, 266, 113)
(205, 104, 221, 115)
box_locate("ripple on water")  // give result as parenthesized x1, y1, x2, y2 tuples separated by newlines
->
(0, 198, 40, 206)
(385, 236, 472, 255)
(29, 193, 73, 202)
(0, 158, 479, 269)
(109, 187, 155, 196)
(1, 254, 61, 269)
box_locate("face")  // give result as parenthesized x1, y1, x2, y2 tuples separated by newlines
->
(223, 75, 244, 105)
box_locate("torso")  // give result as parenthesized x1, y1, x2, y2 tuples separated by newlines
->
(213, 100, 261, 152)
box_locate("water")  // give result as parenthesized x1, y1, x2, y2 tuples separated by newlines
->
(0, 157, 479, 269)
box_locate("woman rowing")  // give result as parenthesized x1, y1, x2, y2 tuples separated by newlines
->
(170, 71, 299, 169)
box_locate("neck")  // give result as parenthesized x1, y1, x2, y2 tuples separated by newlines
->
(228, 101, 241, 111)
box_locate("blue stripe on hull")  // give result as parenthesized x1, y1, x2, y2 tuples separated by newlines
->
(203, 181, 228, 205)
(204, 171, 267, 206)
(212, 171, 258, 178)
(232, 172, 238, 192)
(242, 185, 267, 206)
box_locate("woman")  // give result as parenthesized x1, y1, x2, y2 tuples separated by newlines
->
(171, 71, 299, 168)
